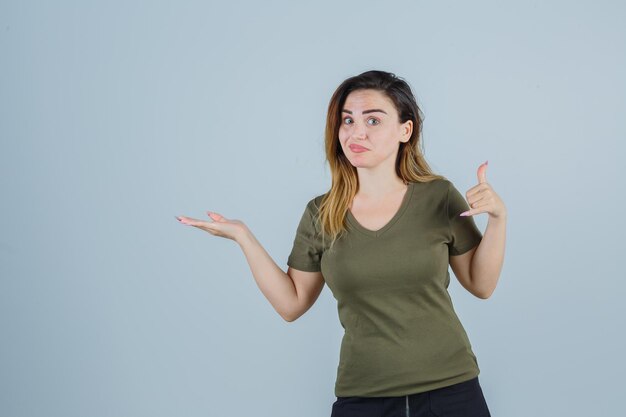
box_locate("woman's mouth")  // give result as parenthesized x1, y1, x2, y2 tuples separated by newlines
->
(349, 144, 369, 153)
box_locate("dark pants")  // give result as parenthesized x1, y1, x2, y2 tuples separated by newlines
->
(330, 376, 491, 417)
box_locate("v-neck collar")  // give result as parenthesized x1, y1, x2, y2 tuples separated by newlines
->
(346, 181, 415, 238)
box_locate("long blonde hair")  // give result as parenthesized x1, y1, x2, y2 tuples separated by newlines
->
(316, 70, 447, 249)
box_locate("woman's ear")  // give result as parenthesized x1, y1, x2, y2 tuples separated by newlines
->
(401, 120, 413, 142)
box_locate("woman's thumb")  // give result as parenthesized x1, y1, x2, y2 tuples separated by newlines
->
(207, 211, 225, 221)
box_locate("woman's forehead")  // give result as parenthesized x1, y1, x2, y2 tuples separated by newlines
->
(343, 89, 395, 112)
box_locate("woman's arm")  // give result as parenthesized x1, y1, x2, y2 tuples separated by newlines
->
(469, 215, 507, 298)
(177, 212, 312, 321)
(237, 227, 323, 321)
(455, 160, 507, 299)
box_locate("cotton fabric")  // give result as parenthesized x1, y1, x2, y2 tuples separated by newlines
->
(287, 178, 484, 397)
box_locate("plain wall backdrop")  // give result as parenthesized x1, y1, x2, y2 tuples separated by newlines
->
(1, 0, 624, 416)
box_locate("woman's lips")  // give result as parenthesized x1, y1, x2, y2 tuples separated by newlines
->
(349, 144, 369, 153)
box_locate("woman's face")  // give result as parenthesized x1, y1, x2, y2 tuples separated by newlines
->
(338, 89, 412, 171)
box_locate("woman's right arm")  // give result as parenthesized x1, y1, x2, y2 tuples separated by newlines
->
(177, 212, 324, 322)
(237, 228, 325, 322)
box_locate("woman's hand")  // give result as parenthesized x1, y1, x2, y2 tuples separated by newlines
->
(460, 161, 507, 220)
(176, 211, 248, 242)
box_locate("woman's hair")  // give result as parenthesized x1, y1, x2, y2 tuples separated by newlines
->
(316, 69, 446, 249)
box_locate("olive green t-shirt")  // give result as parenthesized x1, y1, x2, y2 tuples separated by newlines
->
(287, 178, 484, 397)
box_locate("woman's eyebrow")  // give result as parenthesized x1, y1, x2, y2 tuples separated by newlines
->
(342, 108, 388, 115)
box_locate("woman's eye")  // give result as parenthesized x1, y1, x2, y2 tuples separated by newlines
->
(343, 117, 379, 125)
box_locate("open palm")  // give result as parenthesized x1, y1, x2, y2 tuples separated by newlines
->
(176, 211, 247, 242)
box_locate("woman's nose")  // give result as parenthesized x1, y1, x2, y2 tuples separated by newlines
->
(352, 121, 367, 138)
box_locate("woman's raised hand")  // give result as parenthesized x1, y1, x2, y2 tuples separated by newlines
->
(176, 211, 248, 242)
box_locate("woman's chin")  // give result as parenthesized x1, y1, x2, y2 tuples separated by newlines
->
(349, 161, 374, 169)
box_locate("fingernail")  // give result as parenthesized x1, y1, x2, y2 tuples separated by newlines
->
(460, 211, 469, 216)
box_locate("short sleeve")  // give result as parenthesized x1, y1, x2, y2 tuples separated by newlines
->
(287, 199, 324, 272)
(446, 181, 483, 256)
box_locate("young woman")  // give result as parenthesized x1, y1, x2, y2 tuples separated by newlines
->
(176, 70, 507, 417)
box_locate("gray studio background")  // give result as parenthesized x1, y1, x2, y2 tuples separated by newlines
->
(1, 1, 624, 416)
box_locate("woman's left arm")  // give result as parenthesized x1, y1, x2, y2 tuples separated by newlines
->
(460, 161, 507, 299)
